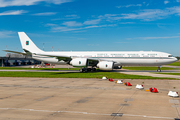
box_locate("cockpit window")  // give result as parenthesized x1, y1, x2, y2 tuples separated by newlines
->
(168, 55, 173, 57)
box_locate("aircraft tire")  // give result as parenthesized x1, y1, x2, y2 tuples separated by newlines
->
(92, 68, 96, 72)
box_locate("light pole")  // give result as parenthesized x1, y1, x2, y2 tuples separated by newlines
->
(1, 59, 3, 67)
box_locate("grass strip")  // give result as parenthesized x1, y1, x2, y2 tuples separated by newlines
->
(0, 71, 175, 79)
(123, 67, 179, 70)
(168, 61, 180, 66)
(0, 67, 79, 71)
(0, 67, 178, 71)
(156, 73, 180, 76)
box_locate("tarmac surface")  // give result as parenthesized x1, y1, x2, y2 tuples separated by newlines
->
(0, 77, 180, 120)
(119, 71, 180, 79)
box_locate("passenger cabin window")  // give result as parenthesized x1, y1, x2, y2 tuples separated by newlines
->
(168, 55, 173, 57)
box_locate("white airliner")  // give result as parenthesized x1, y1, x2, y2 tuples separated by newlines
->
(4, 32, 177, 72)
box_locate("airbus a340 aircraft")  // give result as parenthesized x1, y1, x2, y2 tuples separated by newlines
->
(4, 32, 177, 72)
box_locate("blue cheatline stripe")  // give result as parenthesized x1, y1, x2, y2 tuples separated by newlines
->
(33, 56, 173, 59)
(91, 57, 172, 59)
(33, 56, 54, 58)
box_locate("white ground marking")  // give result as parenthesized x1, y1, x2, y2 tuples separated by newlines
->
(0, 108, 174, 119)
(123, 114, 174, 119)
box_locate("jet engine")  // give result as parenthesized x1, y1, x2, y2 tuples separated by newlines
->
(70, 58, 88, 67)
(97, 61, 114, 70)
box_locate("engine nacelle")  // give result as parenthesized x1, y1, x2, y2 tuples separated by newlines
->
(97, 61, 114, 70)
(70, 58, 88, 67)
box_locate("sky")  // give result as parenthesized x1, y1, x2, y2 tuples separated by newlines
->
(0, 0, 180, 56)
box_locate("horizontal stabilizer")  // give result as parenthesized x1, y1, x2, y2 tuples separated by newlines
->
(3, 50, 27, 55)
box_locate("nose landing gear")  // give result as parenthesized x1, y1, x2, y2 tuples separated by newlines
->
(157, 66, 161, 72)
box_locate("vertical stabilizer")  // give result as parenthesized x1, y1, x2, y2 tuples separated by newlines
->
(18, 32, 43, 53)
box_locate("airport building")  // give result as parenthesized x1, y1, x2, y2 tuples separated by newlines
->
(0, 53, 41, 67)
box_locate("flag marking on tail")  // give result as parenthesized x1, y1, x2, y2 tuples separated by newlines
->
(26, 41, 29, 45)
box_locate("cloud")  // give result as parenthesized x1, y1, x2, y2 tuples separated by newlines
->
(33, 12, 57, 16)
(164, 1, 169, 4)
(99, 6, 180, 21)
(139, 36, 180, 40)
(0, 31, 15, 38)
(115, 42, 130, 43)
(48, 0, 72, 4)
(48, 5, 180, 33)
(117, 4, 142, 8)
(104, 14, 118, 17)
(119, 22, 135, 24)
(0, 0, 72, 7)
(51, 25, 100, 32)
(46, 23, 57, 26)
(85, 25, 101, 29)
(47, 22, 114, 32)
(62, 21, 83, 27)
(167, 6, 180, 15)
(83, 19, 101, 25)
(127, 36, 180, 40)
(120, 9, 169, 21)
(0, 10, 27, 16)
(177, 0, 180, 2)
(52, 14, 80, 21)
(65, 14, 80, 19)
(51, 26, 83, 32)
(98, 14, 121, 21)
(47, 21, 84, 32)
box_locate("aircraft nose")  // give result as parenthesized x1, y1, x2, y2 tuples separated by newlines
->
(173, 57, 178, 62)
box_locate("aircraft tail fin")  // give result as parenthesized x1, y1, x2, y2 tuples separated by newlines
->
(18, 32, 43, 54)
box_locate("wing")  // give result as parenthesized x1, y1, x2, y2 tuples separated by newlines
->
(35, 53, 72, 62)
(35, 53, 120, 67)
(35, 53, 100, 65)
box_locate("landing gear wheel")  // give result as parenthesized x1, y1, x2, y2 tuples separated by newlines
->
(87, 68, 92, 72)
(80, 68, 87, 72)
(92, 68, 96, 72)
(157, 66, 161, 72)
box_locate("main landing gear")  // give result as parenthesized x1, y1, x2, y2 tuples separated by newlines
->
(79, 68, 96, 72)
(79, 68, 87, 72)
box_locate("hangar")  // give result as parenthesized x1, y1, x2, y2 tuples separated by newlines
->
(0, 53, 40, 67)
